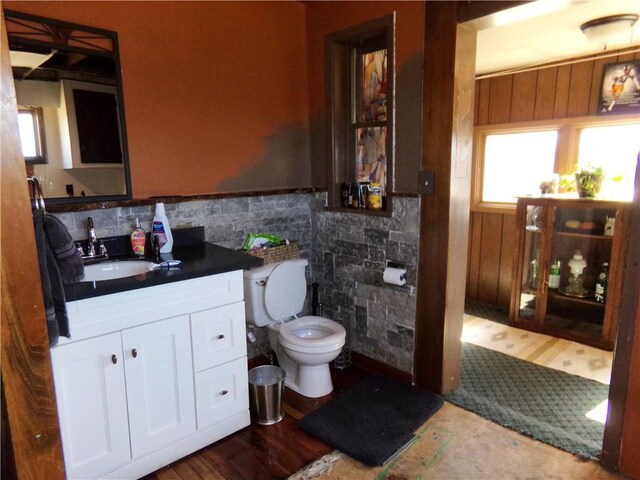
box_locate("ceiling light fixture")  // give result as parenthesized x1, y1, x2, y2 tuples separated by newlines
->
(580, 14, 639, 50)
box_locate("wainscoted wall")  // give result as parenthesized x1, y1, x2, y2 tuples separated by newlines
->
(311, 194, 420, 374)
(55, 192, 420, 371)
(466, 49, 640, 310)
(57, 194, 313, 254)
(56, 194, 314, 359)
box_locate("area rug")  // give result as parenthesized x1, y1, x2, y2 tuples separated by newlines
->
(299, 374, 443, 466)
(465, 300, 510, 325)
(445, 342, 608, 459)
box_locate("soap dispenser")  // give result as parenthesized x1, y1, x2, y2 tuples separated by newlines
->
(151, 202, 173, 253)
(130, 218, 146, 256)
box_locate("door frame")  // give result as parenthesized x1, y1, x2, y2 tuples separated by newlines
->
(412, 1, 639, 473)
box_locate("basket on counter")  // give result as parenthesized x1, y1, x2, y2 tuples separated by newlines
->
(245, 241, 299, 264)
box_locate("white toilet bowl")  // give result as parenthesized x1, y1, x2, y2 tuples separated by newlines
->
(244, 259, 346, 398)
(274, 316, 346, 398)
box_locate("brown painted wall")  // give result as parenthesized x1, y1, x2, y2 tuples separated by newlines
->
(466, 50, 640, 309)
(305, 1, 425, 193)
(5, 1, 311, 198)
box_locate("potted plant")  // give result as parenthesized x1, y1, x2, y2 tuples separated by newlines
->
(575, 165, 604, 198)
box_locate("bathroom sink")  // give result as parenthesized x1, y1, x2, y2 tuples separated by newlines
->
(81, 260, 150, 282)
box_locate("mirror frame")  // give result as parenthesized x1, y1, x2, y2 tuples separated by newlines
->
(4, 9, 132, 205)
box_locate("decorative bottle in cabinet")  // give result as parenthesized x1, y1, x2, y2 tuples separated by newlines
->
(595, 263, 609, 304)
(548, 259, 561, 290)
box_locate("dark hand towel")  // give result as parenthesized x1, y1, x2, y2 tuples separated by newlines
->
(43, 213, 84, 284)
(33, 210, 84, 345)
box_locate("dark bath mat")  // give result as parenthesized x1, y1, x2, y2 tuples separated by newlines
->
(298, 374, 443, 466)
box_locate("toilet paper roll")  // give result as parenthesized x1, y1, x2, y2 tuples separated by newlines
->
(383, 267, 406, 286)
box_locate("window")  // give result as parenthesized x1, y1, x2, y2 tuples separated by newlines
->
(473, 116, 640, 212)
(326, 15, 394, 214)
(577, 124, 640, 200)
(355, 44, 388, 188)
(18, 107, 47, 164)
(481, 130, 558, 203)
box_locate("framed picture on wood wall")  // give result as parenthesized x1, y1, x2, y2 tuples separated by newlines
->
(598, 61, 640, 115)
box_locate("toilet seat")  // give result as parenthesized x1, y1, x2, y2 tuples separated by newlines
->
(278, 316, 346, 354)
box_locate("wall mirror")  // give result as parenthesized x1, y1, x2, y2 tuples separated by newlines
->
(5, 9, 132, 205)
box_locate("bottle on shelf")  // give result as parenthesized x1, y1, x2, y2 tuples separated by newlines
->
(595, 262, 609, 304)
(548, 258, 561, 289)
(529, 258, 539, 289)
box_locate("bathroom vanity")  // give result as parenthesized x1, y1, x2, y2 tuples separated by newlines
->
(52, 243, 261, 479)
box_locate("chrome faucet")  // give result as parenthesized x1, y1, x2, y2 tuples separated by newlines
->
(83, 217, 108, 260)
(87, 217, 97, 256)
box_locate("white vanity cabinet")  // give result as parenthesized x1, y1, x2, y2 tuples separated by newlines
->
(52, 270, 250, 480)
(50, 333, 131, 480)
(121, 316, 196, 458)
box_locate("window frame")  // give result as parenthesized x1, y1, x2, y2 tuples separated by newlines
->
(472, 114, 640, 214)
(325, 14, 395, 216)
(18, 106, 48, 164)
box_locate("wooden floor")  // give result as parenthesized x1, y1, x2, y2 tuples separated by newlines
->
(142, 366, 369, 480)
(143, 365, 621, 480)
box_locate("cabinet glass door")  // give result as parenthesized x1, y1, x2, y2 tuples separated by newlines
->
(518, 204, 546, 324)
(544, 205, 615, 342)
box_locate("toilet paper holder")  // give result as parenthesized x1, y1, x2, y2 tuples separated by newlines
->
(384, 261, 407, 286)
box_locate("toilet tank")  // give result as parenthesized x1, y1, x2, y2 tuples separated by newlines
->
(243, 258, 308, 326)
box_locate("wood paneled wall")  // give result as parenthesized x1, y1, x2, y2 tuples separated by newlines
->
(466, 50, 640, 310)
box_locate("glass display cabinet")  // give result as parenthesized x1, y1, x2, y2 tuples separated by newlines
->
(510, 197, 631, 350)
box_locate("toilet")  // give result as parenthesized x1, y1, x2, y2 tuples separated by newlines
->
(244, 258, 346, 398)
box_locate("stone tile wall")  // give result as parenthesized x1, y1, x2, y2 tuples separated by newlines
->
(57, 194, 313, 255)
(55, 192, 420, 371)
(56, 194, 313, 360)
(310, 193, 420, 374)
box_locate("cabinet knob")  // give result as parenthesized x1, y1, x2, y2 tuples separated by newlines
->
(111, 354, 118, 364)
(216, 334, 225, 340)
(132, 348, 138, 358)
(220, 390, 229, 396)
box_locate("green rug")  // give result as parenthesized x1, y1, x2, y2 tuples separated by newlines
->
(465, 301, 510, 325)
(445, 343, 608, 459)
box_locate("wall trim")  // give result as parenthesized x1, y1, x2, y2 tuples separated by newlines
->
(248, 351, 412, 385)
(350, 352, 412, 384)
(48, 188, 325, 213)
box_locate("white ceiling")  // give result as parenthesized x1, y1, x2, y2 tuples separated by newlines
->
(472, 0, 640, 76)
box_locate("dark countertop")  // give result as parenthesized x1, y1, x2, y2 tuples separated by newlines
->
(65, 243, 263, 302)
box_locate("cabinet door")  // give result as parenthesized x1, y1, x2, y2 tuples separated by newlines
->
(50, 333, 131, 479)
(512, 201, 549, 330)
(191, 302, 246, 372)
(122, 316, 196, 458)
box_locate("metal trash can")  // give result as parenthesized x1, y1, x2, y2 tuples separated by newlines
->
(248, 365, 285, 425)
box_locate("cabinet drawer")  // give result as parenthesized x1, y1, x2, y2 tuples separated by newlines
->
(191, 302, 247, 372)
(195, 357, 249, 430)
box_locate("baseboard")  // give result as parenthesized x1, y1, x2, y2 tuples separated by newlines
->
(350, 351, 412, 384)
(249, 351, 412, 385)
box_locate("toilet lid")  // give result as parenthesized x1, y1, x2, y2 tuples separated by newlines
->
(265, 261, 306, 321)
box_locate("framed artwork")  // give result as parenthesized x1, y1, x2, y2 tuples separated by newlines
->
(598, 61, 640, 115)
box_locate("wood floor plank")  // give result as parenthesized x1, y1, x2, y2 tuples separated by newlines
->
(277, 414, 333, 457)
(200, 434, 274, 480)
(184, 454, 225, 480)
(172, 460, 204, 480)
(153, 466, 183, 480)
